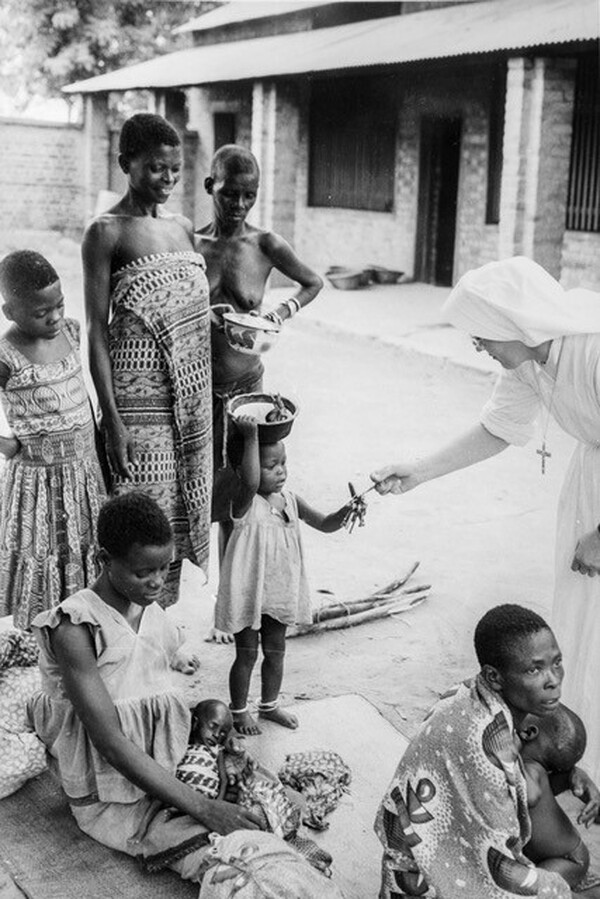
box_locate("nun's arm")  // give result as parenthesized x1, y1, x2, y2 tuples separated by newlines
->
(371, 424, 508, 495)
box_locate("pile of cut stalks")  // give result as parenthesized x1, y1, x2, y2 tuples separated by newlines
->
(287, 562, 429, 638)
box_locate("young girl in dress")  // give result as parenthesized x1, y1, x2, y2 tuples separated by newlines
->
(0, 250, 106, 628)
(215, 416, 350, 735)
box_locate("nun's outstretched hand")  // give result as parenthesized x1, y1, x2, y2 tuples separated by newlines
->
(370, 463, 421, 495)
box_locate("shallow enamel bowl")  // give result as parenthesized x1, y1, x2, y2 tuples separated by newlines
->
(222, 312, 281, 355)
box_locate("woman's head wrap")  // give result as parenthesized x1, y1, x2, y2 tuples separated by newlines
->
(442, 256, 600, 346)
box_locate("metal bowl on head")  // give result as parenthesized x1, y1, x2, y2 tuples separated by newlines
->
(222, 311, 281, 355)
(228, 392, 299, 442)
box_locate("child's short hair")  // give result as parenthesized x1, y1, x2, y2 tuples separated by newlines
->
(539, 705, 587, 771)
(97, 491, 173, 557)
(211, 144, 260, 181)
(190, 698, 232, 741)
(119, 113, 180, 160)
(474, 603, 549, 671)
(0, 250, 59, 300)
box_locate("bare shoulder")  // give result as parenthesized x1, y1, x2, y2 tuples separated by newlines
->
(257, 229, 288, 255)
(161, 211, 195, 244)
(168, 210, 194, 231)
(523, 758, 544, 778)
(82, 213, 121, 254)
(523, 758, 548, 794)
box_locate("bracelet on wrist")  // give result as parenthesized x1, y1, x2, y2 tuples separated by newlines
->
(282, 297, 301, 318)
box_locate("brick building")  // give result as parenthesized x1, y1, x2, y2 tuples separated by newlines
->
(65, 0, 600, 288)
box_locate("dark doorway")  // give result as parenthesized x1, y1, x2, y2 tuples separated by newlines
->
(415, 116, 462, 286)
(214, 112, 237, 150)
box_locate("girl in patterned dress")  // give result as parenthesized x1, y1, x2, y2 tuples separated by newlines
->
(215, 416, 350, 736)
(0, 250, 105, 628)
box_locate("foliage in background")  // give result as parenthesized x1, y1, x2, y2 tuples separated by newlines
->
(0, 0, 219, 107)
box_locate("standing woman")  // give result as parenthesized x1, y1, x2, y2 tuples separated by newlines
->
(82, 113, 212, 603)
(371, 256, 600, 782)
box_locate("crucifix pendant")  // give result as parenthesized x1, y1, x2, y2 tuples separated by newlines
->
(537, 441, 551, 474)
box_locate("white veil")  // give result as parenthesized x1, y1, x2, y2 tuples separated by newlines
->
(442, 256, 600, 346)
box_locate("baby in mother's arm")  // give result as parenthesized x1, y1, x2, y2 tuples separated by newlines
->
(518, 703, 592, 891)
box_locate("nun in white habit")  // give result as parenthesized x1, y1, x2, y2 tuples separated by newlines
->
(371, 255, 600, 784)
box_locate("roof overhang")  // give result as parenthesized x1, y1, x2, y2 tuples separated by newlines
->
(174, 1, 331, 35)
(64, 0, 599, 94)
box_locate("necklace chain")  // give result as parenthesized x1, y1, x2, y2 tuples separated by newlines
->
(537, 368, 558, 476)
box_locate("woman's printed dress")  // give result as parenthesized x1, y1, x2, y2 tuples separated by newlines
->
(108, 252, 212, 605)
(0, 318, 105, 628)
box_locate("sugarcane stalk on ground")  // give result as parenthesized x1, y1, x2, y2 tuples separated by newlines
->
(287, 563, 430, 637)
(312, 585, 431, 623)
(287, 590, 430, 637)
(311, 562, 421, 621)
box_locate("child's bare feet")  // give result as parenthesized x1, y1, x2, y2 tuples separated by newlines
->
(205, 626, 234, 644)
(258, 703, 298, 729)
(232, 709, 262, 735)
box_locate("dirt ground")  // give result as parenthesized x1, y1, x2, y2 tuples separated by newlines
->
(0, 228, 575, 740)
(183, 312, 572, 736)
(3, 228, 597, 897)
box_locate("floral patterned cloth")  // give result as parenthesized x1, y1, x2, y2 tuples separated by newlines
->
(278, 750, 351, 831)
(375, 675, 571, 898)
(0, 628, 46, 799)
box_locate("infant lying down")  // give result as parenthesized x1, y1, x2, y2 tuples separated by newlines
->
(176, 699, 332, 875)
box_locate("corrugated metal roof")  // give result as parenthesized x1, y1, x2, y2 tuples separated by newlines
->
(174, 1, 330, 35)
(64, 0, 599, 94)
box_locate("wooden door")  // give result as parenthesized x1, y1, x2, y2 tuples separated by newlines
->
(415, 116, 462, 286)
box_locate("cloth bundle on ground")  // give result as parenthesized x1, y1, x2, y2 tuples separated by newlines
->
(226, 751, 302, 838)
(375, 674, 572, 898)
(178, 743, 333, 876)
(198, 830, 345, 899)
(278, 750, 351, 831)
(0, 629, 47, 799)
(228, 750, 333, 876)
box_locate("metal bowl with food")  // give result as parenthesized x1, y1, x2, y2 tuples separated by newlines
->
(228, 392, 299, 442)
(222, 311, 281, 355)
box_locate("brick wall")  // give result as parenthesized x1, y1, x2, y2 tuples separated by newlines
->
(293, 62, 500, 281)
(0, 117, 85, 236)
(533, 58, 576, 276)
(561, 232, 600, 290)
(499, 56, 577, 279)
